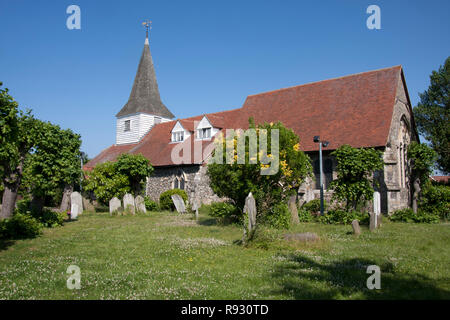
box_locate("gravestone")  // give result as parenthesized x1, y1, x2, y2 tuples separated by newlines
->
(135, 195, 147, 214)
(70, 203, 79, 219)
(373, 191, 381, 216)
(82, 197, 95, 212)
(369, 212, 377, 232)
(109, 197, 121, 215)
(123, 193, 135, 215)
(243, 192, 257, 240)
(283, 232, 319, 242)
(70, 192, 83, 216)
(352, 220, 361, 236)
(171, 194, 186, 213)
(192, 198, 200, 220)
(288, 195, 299, 225)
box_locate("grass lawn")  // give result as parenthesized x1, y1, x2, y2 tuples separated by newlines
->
(0, 211, 449, 300)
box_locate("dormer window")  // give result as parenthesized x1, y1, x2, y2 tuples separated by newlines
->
(172, 131, 184, 142)
(197, 127, 211, 139)
(124, 120, 131, 132)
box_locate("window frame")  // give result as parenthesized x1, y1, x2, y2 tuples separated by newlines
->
(124, 120, 131, 132)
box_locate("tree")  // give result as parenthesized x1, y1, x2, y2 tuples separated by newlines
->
(407, 141, 439, 213)
(83, 153, 153, 205)
(115, 153, 154, 195)
(83, 161, 130, 205)
(207, 120, 312, 219)
(407, 142, 437, 185)
(21, 121, 83, 212)
(0, 83, 40, 219)
(330, 145, 384, 211)
(413, 57, 450, 174)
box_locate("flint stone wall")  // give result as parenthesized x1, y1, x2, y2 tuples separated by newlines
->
(146, 165, 223, 205)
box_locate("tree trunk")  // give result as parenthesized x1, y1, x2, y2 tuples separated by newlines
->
(60, 184, 73, 212)
(0, 156, 25, 219)
(0, 184, 19, 219)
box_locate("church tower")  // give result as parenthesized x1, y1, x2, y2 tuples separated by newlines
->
(116, 24, 174, 145)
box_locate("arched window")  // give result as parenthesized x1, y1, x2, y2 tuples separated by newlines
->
(173, 170, 186, 190)
(179, 177, 185, 190)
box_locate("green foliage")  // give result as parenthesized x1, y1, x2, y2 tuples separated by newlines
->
(144, 196, 159, 211)
(318, 209, 368, 225)
(389, 208, 440, 224)
(407, 141, 437, 184)
(159, 189, 188, 211)
(413, 56, 450, 174)
(263, 202, 291, 229)
(301, 199, 328, 214)
(207, 119, 312, 220)
(115, 154, 154, 195)
(83, 161, 130, 205)
(0, 83, 41, 218)
(420, 184, 450, 220)
(297, 208, 313, 222)
(83, 154, 154, 205)
(198, 204, 212, 216)
(14, 199, 65, 227)
(0, 213, 42, 240)
(209, 202, 240, 224)
(22, 121, 82, 206)
(330, 145, 384, 211)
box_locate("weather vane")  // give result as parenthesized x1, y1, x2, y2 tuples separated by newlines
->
(142, 20, 152, 38)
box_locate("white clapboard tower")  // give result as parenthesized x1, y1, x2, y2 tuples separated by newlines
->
(115, 29, 174, 145)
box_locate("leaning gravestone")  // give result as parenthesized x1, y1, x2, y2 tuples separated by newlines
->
(109, 197, 121, 215)
(352, 219, 361, 236)
(135, 195, 147, 214)
(70, 192, 83, 216)
(70, 203, 79, 220)
(171, 194, 186, 213)
(123, 193, 135, 215)
(288, 195, 299, 225)
(243, 192, 257, 241)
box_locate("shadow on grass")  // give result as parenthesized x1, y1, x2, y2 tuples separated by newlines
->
(0, 239, 15, 251)
(197, 217, 218, 226)
(270, 254, 450, 299)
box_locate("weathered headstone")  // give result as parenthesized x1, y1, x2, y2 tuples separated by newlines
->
(109, 197, 121, 215)
(283, 232, 319, 242)
(412, 178, 421, 214)
(243, 192, 257, 242)
(70, 192, 83, 215)
(369, 212, 377, 232)
(123, 193, 135, 215)
(192, 198, 200, 220)
(352, 219, 361, 236)
(70, 203, 79, 219)
(82, 197, 95, 212)
(171, 194, 186, 213)
(135, 195, 147, 214)
(373, 191, 381, 216)
(288, 195, 299, 225)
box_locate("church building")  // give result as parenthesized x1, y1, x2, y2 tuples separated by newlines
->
(86, 33, 419, 214)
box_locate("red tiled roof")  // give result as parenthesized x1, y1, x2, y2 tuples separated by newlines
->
(84, 143, 137, 170)
(87, 66, 405, 168)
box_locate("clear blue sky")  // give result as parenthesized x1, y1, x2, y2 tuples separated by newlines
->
(1, 0, 449, 158)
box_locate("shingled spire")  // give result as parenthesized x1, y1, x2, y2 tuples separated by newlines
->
(116, 32, 174, 119)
